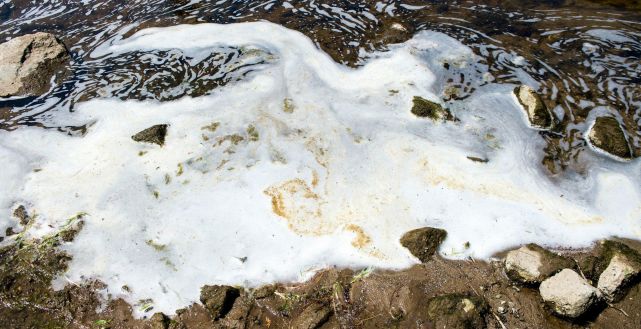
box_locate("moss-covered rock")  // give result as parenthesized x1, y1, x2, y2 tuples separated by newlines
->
(514, 85, 553, 129)
(425, 294, 488, 329)
(411, 96, 454, 121)
(588, 116, 632, 160)
(13, 205, 30, 226)
(400, 227, 447, 263)
(199, 285, 240, 319)
(132, 124, 168, 146)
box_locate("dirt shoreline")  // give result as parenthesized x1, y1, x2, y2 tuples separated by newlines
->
(2, 226, 640, 329)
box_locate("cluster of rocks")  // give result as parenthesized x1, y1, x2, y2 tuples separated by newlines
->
(399, 226, 641, 327)
(0, 32, 70, 97)
(504, 241, 641, 319)
(513, 84, 633, 161)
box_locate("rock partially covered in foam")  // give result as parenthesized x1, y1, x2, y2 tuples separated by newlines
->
(400, 227, 447, 263)
(513, 85, 553, 129)
(504, 244, 575, 284)
(131, 124, 168, 146)
(411, 96, 454, 121)
(595, 241, 641, 302)
(0, 32, 69, 97)
(539, 269, 599, 318)
(587, 116, 632, 160)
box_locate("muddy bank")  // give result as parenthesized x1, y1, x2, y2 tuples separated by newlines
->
(2, 230, 641, 329)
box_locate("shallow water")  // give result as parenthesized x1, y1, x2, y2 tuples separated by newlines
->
(1, 0, 641, 316)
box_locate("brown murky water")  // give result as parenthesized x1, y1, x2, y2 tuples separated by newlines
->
(1, 0, 641, 173)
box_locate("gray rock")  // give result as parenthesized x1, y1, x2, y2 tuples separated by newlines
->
(400, 227, 447, 263)
(588, 116, 632, 160)
(425, 294, 488, 329)
(595, 241, 641, 302)
(0, 32, 69, 97)
(504, 244, 575, 284)
(514, 85, 553, 129)
(597, 254, 641, 301)
(199, 285, 240, 319)
(132, 124, 168, 146)
(539, 269, 599, 318)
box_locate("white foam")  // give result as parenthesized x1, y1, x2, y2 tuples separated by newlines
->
(1, 22, 640, 316)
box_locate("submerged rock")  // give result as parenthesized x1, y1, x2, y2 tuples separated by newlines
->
(291, 302, 332, 329)
(504, 244, 575, 284)
(587, 116, 632, 160)
(595, 241, 641, 302)
(539, 269, 599, 318)
(0, 32, 70, 97)
(132, 124, 168, 146)
(513, 85, 553, 129)
(411, 96, 454, 121)
(199, 285, 240, 319)
(425, 294, 488, 329)
(400, 227, 447, 263)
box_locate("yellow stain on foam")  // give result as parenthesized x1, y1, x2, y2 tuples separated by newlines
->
(264, 178, 325, 235)
(418, 156, 602, 225)
(264, 176, 381, 254)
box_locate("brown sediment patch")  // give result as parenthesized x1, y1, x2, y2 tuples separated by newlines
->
(3, 232, 641, 328)
(345, 224, 372, 249)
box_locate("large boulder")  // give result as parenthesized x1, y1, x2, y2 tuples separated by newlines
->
(504, 244, 575, 284)
(587, 116, 632, 160)
(400, 227, 447, 263)
(425, 294, 488, 329)
(539, 269, 600, 318)
(514, 85, 553, 129)
(0, 32, 70, 97)
(199, 285, 240, 319)
(595, 241, 641, 302)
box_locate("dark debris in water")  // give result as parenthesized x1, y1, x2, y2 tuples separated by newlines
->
(0, 1, 640, 172)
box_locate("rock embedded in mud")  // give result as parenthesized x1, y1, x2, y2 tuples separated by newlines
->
(587, 116, 632, 160)
(411, 96, 454, 121)
(513, 85, 553, 129)
(0, 32, 70, 97)
(539, 269, 599, 318)
(149, 312, 170, 329)
(131, 124, 168, 146)
(400, 227, 447, 263)
(504, 244, 575, 284)
(199, 285, 240, 319)
(595, 241, 641, 302)
(425, 294, 488, 329)
(291, 302, 332, 329)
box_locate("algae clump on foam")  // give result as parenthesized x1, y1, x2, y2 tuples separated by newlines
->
(411, 96, 453, 121)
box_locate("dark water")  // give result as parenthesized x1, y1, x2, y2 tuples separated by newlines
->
(1, 0, 640, 173)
